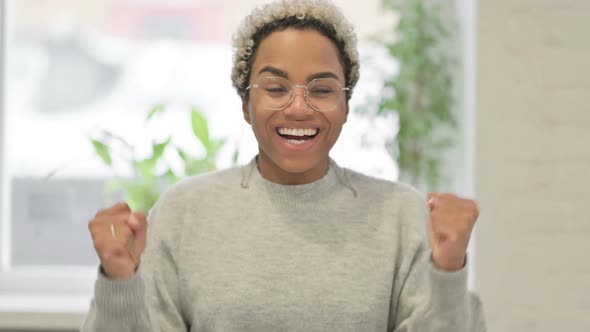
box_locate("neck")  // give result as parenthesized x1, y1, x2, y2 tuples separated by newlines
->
(256, 152, 329, 185)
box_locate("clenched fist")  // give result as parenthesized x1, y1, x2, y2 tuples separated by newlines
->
(426, 193, 479, 271)
(88, 202, 148, 279)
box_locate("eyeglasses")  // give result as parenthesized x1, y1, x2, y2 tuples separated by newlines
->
(245, 76, 350, 113)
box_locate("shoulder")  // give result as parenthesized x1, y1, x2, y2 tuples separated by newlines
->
(145, 166, 244, 238)
(342, 167, 424, 204)
(160, 166, 243, 201)
(340, 167, 428, 238)
(147, 165, 243, 219)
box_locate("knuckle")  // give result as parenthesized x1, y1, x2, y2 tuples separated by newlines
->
(440, 193, 455, 200)
(101, 251, 114, 262)
(102, 246, 124, 262)
(112, 202, 125, 209)
(472, 202, 481, 217)
(96, 203, 131, 218)
(115, 202, 131, 212)
(88, 219, 103, 235)
(94, 209, 104, 218)
(88, 217, 104, 231)
(93, 240, 105, 253)
(464, 209, 477, 222)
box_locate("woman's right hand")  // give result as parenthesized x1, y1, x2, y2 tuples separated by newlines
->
(88, 202, 148, 280)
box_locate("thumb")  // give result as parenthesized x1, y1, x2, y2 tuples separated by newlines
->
(427, 192, 438, 211)
(127, 212, 148, 257)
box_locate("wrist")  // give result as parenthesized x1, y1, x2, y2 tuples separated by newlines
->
(432, 255, 466, 272)
(100, 264, 137, 280)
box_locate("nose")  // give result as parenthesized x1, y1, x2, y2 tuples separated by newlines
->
(283, 86, 314, 118)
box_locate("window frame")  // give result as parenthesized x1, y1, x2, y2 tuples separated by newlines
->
(0, 0, 478, 329)
(0, 0, 94, 325)
(0, 0, 8, 273)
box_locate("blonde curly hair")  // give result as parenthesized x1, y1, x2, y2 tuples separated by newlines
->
(231, 0, 360, 100)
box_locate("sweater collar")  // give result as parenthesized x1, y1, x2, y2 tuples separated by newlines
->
(241, 156, 353, 203)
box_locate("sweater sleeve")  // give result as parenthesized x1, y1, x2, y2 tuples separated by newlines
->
(80, 197, 188, 332)
(389, 190, 487, 332)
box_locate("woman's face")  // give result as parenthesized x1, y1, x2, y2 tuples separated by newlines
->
(242, 28, 349, 184)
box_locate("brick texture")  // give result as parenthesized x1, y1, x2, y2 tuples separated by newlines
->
(475, 1, 590, 331)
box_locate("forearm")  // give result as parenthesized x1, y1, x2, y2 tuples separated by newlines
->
(80, 272, 152, 332)
(402, 265, 487, 332)
(423, 266, 486, 331)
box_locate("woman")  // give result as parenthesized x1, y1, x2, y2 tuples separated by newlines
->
(83, 0, 486, 331)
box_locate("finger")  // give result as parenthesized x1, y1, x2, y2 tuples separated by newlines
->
(104, 202, 132, 216)
(94, 203, 131, 222)
(462, 199, 480, 221)
(128, 212, 148, 257)
(427, 199, 435, 212)
(127, 211, 148, 232)
(89, 214, 132, 243)
(91, 222, 134, 264)
(127, 212, 140, 230)
(111, 221, 134, 244)
(427, 192, 438, 211)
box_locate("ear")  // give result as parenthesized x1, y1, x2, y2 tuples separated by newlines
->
(241, 97, 251, 125)
(343, 102, 349, 124)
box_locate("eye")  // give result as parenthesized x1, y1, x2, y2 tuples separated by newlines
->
(309, 85, 335, 96)
(266, 85, 289, 93)
(310, 87, 333, 93)
(262, 82, 290, 97)
(308, 78, 342, 97)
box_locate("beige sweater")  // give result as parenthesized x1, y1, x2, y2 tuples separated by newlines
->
(81, 158, 486, 331)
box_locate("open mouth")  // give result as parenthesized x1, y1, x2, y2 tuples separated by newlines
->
(276, 127, 319, 145)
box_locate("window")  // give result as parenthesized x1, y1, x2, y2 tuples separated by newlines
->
(0, 0, 400, 322)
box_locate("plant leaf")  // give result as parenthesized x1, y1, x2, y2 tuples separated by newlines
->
(134, 159, 157, 180)
(152, 137, 171, 162)
(185, 158, 214, 176)
(164, 169, 180, 184)
(176, 148, 190, 163)
(146, 104, 165, 122)
(206, 138, 225, 158)
(91, 139, 112, 166)
(232, 148, 240, 165)
(190, 108, 210, 149)
(125, 181, 159, 212)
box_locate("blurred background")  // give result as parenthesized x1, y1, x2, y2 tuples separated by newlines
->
(0, 0, 588, 331)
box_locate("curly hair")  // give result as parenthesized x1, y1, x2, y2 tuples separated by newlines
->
(231, 0, 359, 100)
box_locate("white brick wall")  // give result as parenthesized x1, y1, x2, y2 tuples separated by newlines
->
(475, 1, 590, 331)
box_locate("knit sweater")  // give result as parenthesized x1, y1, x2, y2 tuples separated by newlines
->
(81, 157, 486, 331)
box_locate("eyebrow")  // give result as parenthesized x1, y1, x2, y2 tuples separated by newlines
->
(257, 66, 341, 82)
(258, 66, 289, 78)
(308, 71, 340, 81)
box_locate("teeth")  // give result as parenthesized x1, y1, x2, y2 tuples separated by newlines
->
(277, 128, 318, 136)
(286, 139, 309, 145)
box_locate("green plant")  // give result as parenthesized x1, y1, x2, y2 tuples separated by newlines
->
(90, 105, 232, 212)
(372, 0, 457, 191)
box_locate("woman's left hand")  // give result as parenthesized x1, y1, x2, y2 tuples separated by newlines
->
(426, 192, 480, 271)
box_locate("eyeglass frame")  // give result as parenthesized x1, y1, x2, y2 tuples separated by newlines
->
(244, 76, 351, 112)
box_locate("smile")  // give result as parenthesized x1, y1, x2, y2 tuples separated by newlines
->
(276, 127, 320, 146)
